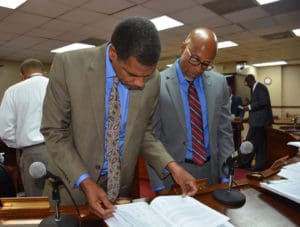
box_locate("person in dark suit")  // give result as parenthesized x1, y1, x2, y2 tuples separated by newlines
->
(146, 27, 234, 194)
(240, 74, 273, 171)
(228, 87, 244, 150)
(41, 17, 197, 219)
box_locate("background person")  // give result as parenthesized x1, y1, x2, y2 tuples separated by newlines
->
(240, 74, 273, 171)
(0, 58, 49, 196)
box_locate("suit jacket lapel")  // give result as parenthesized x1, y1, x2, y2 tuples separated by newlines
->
(86, 46, 106, 145)
(166, 65, 186, 131)
(123, 89, 142, 152)
(202, 72, 213, 132)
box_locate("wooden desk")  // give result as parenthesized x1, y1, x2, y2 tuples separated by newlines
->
(1, 178, 299, 227)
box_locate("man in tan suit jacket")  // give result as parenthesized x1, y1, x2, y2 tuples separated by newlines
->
(41, 17, 197, 219)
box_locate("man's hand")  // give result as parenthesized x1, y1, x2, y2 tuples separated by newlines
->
(80, 178, 115, 219)
(166, 161, 197, 196)
(155, 189, 169, 196)
(243, 105, 250, 111)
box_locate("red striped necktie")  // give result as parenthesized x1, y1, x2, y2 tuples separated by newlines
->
(188, 81, 207, 165)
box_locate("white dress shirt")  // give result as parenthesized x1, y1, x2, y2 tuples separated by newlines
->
(0, 73, 49, 148)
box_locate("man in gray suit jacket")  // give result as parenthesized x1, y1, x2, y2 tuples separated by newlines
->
(240, 74, 273, 171)
(41, 17, 197, 219)
(147, 28, 234, 194)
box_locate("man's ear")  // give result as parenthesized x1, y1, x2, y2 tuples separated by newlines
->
(109, 44, 117, 61)
(180, 42, 186, 55)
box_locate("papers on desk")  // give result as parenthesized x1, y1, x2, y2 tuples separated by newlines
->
(260, 162, 300, 204)
(105, 195, 231, 227)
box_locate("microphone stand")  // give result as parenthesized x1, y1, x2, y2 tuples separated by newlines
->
(39, 176, 79, 227)
(213, 158, 246, 206)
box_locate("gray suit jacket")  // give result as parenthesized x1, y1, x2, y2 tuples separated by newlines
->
(41, 44, 173, 204)
(147, 63, 234, 188)
(248, 82, 273, 127)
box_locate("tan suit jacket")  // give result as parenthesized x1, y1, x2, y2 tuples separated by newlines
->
(41, 44, 173, 204)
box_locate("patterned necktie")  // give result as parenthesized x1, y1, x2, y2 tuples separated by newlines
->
(106, 77, 121, 201)
(188, 81, 207, 165)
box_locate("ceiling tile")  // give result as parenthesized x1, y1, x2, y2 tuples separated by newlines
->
(171, 5, 218, 25)
(53, 0, 90, 7)
(0, 33, 20, 42)
(224, 6, 269, 23)
(81, 0, 135, 15)
(214, 24, 244, 37)
(19, 0, 75, 18)
(112, 5, 159, 19)
(1, 11, 50, 28)
(58, 9, 108, 24)
(142, 0, 197, 14)
(31, 39, 69, 51)
(262, 0, 300, 16)
(0, 22, 38, 34)
(203, 0, 257, 15)
(240, 17, 278, 31)
(3, 36, 45, 49)
(274, 10, 300, 28)
(0, 7, 12, 20)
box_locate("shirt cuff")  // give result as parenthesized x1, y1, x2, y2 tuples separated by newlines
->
(75, 173, 91, 187)
(152, 185, 166, 192)
(248, 104, 251, 111)
(221, 177, 229, 183)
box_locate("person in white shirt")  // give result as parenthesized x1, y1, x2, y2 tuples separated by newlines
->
(0, 58, 49, 196)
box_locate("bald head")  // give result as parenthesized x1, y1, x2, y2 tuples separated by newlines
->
(184, 28, 218, 59)
(180, 27, 218, 80)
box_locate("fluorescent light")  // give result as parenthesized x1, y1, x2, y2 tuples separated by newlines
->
(51, 43, 95, 53)
(166, 64, 173, 68)
(292, 28, 300, 37)
(150, 16, 184, 31)
(0, 0, 27, 9)
(253, 61, 287, 67)
(218, 41, 238, 49)
(256, 0, 280, 5)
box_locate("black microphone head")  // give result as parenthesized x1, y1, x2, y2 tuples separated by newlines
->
(240, 141, 253, 155)
(29, 161, 47, 179)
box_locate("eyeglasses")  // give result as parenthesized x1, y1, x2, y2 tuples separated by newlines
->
(186, 47, 213, 71)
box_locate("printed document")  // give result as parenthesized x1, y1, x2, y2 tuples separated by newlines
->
(105, 195, 230, 227)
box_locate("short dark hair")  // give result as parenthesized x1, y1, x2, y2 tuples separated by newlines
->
(20, 58, 44, 74)
(245, 74, 255, 82)
(111, 17, 161, 66)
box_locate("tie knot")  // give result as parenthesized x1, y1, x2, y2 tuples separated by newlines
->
(187, 80, 195, 86)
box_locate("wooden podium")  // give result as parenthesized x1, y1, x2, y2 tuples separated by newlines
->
(1, 180, 300, 226)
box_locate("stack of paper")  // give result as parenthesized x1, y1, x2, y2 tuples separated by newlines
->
(105, 195, 232, 227)
(260, 162, 300, 204)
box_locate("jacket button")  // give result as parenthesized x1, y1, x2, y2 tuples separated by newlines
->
(95, 165, 101, 170)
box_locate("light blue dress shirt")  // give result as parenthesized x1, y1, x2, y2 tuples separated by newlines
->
(175, 59, 210, 159)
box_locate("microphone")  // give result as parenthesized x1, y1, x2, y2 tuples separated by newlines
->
(213, 141, 253, 207)
(29, 161, 61, 182)
(223, 141, 253, 176)
(29, 162, 79, 227)
(226, 141, 253, 164)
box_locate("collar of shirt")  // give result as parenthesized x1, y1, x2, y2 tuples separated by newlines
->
(175, 58, 203, 88)
(252, 81, 258, 92)
(105, 43, 115, 79)
(29, 73, 43, 78)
